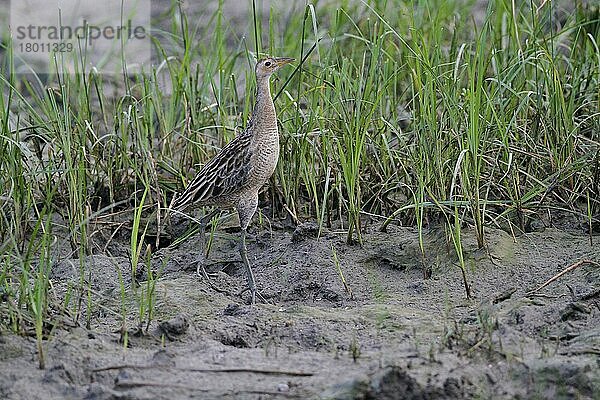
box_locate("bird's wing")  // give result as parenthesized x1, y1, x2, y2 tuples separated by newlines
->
(171, 131, 254, 210)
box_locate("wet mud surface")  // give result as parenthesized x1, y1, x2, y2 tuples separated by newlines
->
(1, 220, 599, 399)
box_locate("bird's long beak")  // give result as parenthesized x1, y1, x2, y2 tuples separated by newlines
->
(274, 57, 295, 67)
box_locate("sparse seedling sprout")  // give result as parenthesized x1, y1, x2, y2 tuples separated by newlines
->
(331, 245, 353, 299)
(350, 335, 361, 363)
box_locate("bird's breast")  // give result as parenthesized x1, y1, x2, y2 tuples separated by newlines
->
(251, 126, 280, 183)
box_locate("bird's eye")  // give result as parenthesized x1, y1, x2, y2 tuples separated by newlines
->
(265, 61, 271, 67)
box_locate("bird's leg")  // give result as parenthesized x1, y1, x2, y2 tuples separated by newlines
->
(189, 209, 233, 296)
(195, 208, 221, 278)
(236, 194, 268, 305)
(239, 227, 257, 304)
(238, 229, 268, 304)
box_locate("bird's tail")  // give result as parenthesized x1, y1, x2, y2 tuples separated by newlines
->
(168, 186, 195, 214)
(166, 192, 185, 218)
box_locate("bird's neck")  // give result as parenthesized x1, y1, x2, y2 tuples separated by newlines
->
(250, 76, 276, 133)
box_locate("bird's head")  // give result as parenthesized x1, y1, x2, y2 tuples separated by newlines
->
(255, 57, 295, 79)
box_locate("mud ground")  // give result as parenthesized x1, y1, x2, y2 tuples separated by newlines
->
(1, 215, 599, 399)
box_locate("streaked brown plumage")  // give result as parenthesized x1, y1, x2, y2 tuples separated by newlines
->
(171, 56, 294, 304)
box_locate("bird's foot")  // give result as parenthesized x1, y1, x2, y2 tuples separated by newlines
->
(196, 260, 231, 295)
(239, 286, 270, 305)
(196, 262, 218, 279)
(195, 259, 231, 279)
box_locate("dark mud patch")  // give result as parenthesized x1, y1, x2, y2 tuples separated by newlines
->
(1, 225, 599, 399)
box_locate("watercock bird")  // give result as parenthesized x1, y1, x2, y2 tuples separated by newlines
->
(170, 57, 295, 304)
